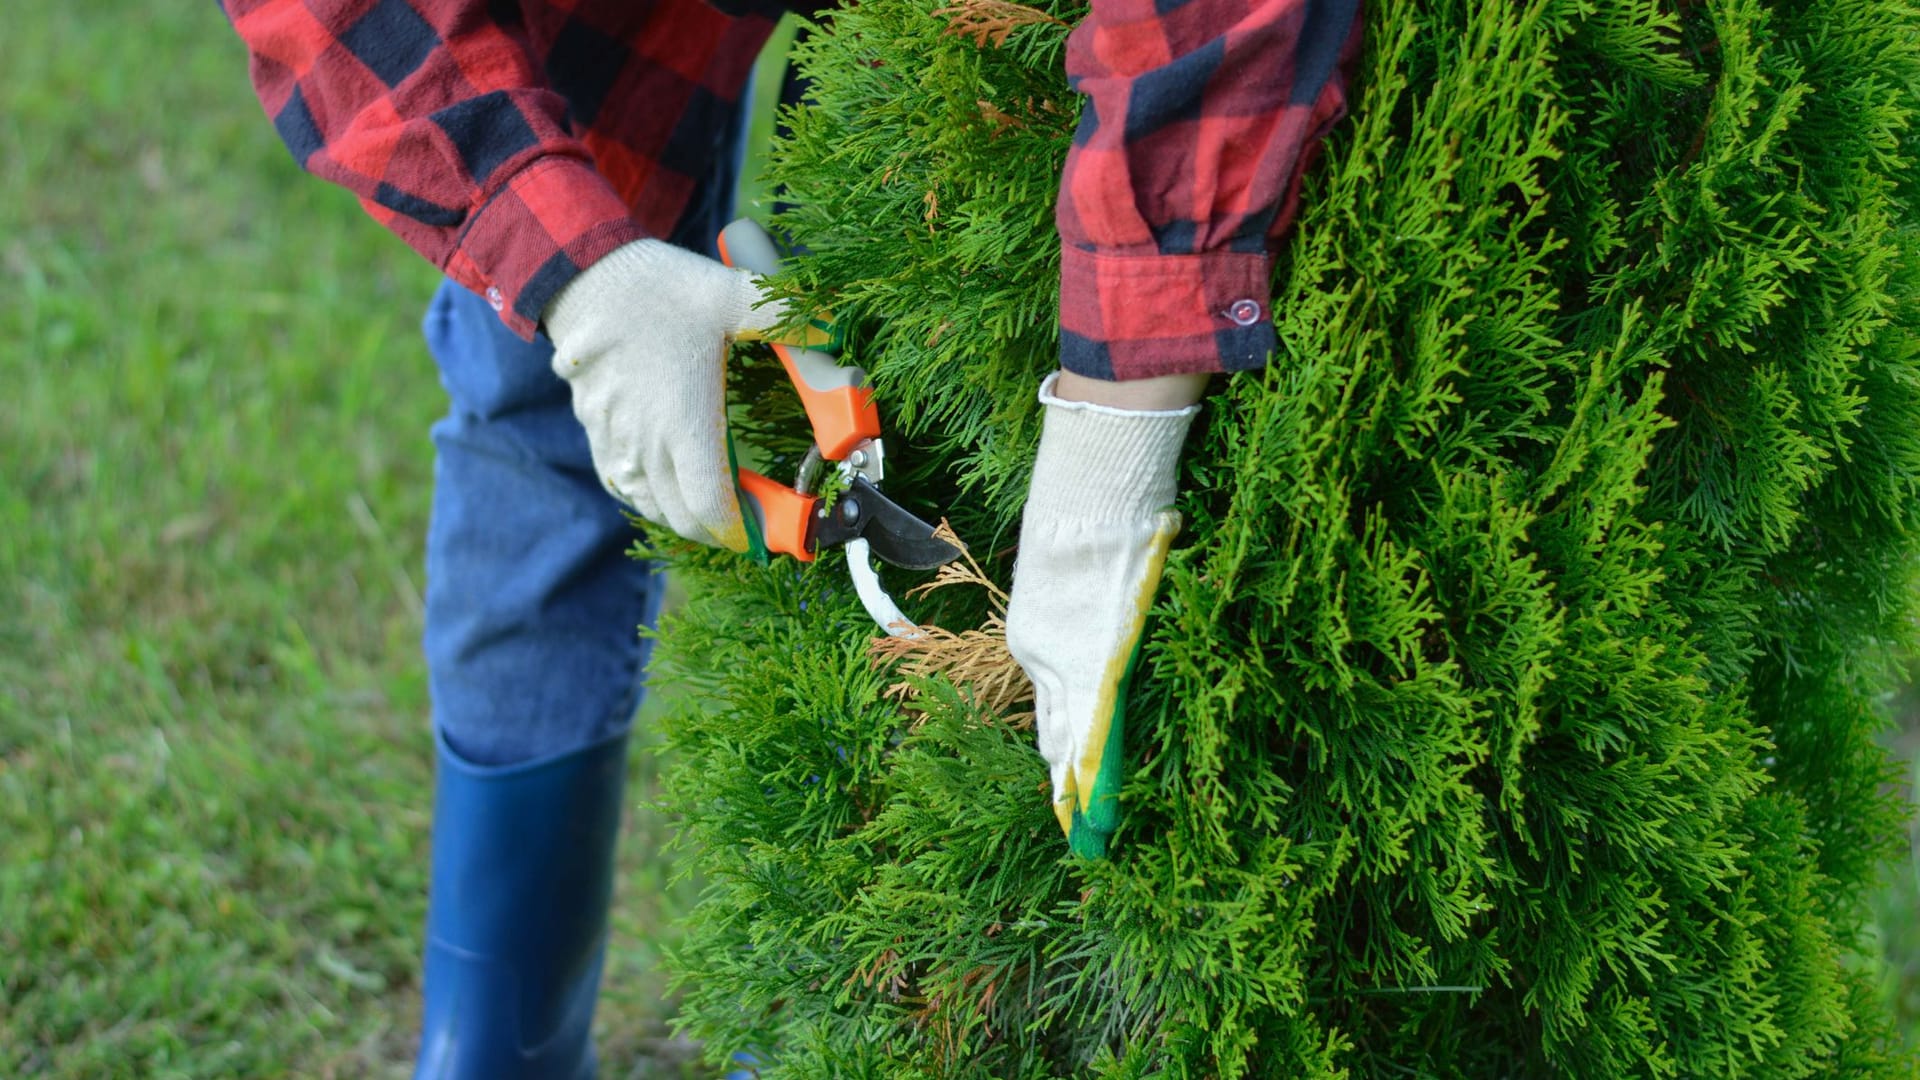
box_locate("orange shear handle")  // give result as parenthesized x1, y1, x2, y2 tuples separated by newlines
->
(717, 219, 881, 461)
(736, 468, 818, 563)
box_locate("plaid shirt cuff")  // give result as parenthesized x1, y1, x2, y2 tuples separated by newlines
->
(445, 155, 650, 340)
(1058, 246, 1276, 380)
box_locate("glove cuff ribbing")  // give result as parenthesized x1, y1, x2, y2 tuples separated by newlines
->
(1022, 372, 1200, 524)
(542, 238, 673, 344)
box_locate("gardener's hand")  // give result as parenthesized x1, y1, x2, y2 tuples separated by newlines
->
(1006, 371, 1203, 858)
(544, 238, 784, 551)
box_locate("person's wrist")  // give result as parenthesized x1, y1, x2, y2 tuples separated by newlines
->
(1052, 369, 1209, 411)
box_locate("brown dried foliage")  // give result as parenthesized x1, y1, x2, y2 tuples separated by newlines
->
(868, 522, 1034, 727)
(932, 0, 1068, 48)
(976, 98, 1022, 133)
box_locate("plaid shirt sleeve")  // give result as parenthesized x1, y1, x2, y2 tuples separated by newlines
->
(1056, 0, 1363, 380)
(220, 0, 648, 339)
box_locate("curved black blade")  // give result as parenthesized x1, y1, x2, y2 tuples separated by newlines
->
(811, 477, 961, 570)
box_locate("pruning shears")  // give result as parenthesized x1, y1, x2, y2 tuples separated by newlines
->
(718, 218, 961, 638)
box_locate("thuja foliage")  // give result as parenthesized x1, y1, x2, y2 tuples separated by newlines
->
(651, 0, 1920, 1074)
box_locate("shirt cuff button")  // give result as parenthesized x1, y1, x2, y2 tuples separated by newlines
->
(485, 286, 505, 312)
(1227, 298, 1262, 326)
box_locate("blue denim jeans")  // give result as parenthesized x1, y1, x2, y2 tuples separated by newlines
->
(421, 110, 745, 768)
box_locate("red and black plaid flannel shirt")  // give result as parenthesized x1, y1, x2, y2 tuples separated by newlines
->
(221, 0, 1360, 377)
(219, 0, 777, 338)
(1059, 0, 1363, 378)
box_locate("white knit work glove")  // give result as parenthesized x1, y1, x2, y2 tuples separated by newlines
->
(543, 238, 785, 552)
(1005, 373, 1199, 858)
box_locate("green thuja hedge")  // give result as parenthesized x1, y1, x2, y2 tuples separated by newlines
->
(651, 0, 1920, 1074)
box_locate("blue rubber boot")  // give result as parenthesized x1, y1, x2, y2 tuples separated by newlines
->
(413, 729, 629, 1080)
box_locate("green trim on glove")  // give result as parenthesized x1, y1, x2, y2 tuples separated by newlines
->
(726, 428, 770, 566)
(1066, 626, 1149, 859)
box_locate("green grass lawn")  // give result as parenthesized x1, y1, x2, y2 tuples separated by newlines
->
(0, 4, 797, 1076)
(0, 3, 1914, 1076)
